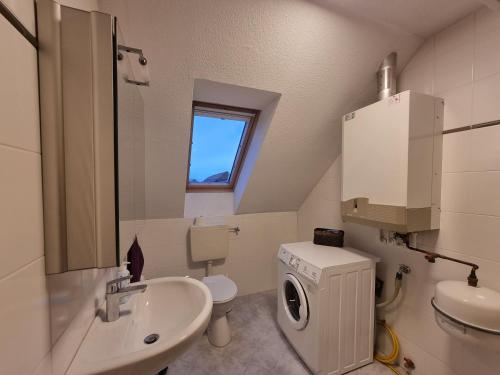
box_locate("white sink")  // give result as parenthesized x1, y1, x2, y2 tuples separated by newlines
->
(68, 277, 213, 375)
(432, 280, 500, 351)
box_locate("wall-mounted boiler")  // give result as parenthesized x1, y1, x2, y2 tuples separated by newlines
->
(341, 90, 444, 233)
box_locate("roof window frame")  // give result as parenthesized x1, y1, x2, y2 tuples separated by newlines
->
(186, 101, 260, 192)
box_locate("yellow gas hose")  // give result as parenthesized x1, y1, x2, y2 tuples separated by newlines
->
(375, 321, 403, 375)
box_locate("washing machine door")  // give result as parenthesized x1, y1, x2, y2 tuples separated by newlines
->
(282, 273, 309, 330)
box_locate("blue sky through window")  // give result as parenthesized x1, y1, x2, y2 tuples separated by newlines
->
(189, 114, 246, 184)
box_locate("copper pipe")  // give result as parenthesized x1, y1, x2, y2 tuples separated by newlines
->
(396, 233, 479, 287)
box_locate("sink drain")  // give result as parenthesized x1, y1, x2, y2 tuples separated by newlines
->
(144, 333, 160, 345)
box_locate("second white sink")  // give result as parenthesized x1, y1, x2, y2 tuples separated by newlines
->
(433, 280, 500, 351)
(68, 276, 213, 375)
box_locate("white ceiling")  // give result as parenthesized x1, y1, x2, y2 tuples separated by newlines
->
(314, 0, 481, 38)
(98, 0, 485, 218)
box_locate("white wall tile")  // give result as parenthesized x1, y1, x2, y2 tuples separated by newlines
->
(473, 8, 500, 81)
(1, 0, 36, 35)
(139, 218, 192, 247)
(439, 83, 473, 130)
(428, 211, 500, 264)
(46, 270, 84, 345)
(441, 171, 500, 216)
(223, 258, 277, 296)
(138, 212, 297, 295)
(442, 126, 500, 172)
(435, 14, 474, 56)
(392, 332, 460, 375)
(389, 306, 459, 369)
(0, 4, 113, 375)
(434, 15, 474, 94)
(472, 73, 500, 124)
(399, 39, 435, 95)
(299, 8, 500, 374)
(0, 15, 40, 152)
(0, 258, 51, 375)
(398, 63, 434, 95)
(434, 46, 473, 94)
(0, 146, 44, 279)
(49, 267, 115, 375)
(403, 39, 434, 73)
(457, 340, 500, 375)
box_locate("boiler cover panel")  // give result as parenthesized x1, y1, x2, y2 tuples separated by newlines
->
(342, 92, 410, 207)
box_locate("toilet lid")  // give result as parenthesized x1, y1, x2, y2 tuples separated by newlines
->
(203, 275, 238, 304)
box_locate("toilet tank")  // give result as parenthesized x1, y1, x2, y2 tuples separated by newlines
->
(341, 90, 444, 233)
(190, 225, 229, 262)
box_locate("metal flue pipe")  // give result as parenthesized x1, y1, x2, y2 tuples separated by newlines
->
(377, 52, 397, 100)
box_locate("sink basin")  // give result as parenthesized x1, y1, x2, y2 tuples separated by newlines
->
(432, 280, 500, 351)
(67, 276, 213, 375)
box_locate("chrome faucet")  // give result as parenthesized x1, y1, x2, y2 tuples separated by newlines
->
(105, 275, 147, 322)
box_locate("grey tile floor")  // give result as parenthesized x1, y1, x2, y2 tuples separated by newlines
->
(167, 290, 393, 375)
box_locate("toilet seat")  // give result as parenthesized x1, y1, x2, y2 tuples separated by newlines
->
(203, 275, 237, 304)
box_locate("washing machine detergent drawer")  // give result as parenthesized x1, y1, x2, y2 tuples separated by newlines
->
(278, 247, 322, 284)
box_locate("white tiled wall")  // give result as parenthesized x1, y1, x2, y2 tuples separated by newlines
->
(0, 9, 50, 375)
(0, 3, 116, 375)
(298, 7, 500, 375)
(128, 211, 298, 296)
(46, 267, 115, 375)
(42, 0, 114, 366)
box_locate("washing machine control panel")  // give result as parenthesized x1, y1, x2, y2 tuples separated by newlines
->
(278, 248, 322, 284)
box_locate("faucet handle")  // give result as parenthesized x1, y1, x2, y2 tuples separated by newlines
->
(106, 275, 133, 293)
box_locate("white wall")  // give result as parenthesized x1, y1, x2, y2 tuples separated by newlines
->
(184, 192, 235, 218)
(298, 155, 343, 241)
(0, 2, 118, 375)
(44, 1, 118, 373)
(0, 3, 50, 374)
(41, 0, 117, 371)
(298, 8, 500, 375)
(128, 211, 297, 296)
(98, 0, 422, 219)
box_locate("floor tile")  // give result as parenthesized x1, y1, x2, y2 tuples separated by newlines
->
(168, 290, 393, 374)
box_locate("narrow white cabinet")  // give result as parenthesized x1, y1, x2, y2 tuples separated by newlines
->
(38, 1, 118, 273)
(341, 90, 443, 232)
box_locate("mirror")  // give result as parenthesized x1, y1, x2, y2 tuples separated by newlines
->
(39, 3, 123, 273)
(39, 2, 147, 273)
(116, 24, 146, 262)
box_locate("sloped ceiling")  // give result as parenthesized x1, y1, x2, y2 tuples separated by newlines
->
(98, 0, 483, 218)
(314, 0, 481, 38)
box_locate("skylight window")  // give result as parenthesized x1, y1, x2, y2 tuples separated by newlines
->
(187, 102, 259, 191)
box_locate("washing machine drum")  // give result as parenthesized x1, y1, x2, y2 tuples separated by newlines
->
(282, 273, 309, 330)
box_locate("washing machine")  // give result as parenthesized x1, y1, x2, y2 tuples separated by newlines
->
(277, 241, 379, 375)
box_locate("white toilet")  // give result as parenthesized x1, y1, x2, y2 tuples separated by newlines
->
(190, 224, 238, 347)
(202, 274, 238, 346)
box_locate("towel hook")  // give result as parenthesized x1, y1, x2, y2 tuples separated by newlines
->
(117, 44, 150, 86)
(228, 226, 240, 235)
